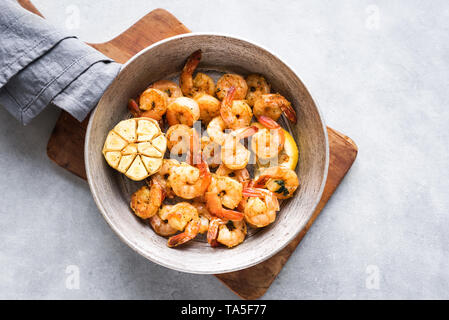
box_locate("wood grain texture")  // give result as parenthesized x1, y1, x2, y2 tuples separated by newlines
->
(18, 0, 357, 299)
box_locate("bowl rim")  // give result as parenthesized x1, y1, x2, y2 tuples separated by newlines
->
(85, 32, 330, 274)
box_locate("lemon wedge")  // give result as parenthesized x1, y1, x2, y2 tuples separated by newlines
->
(251, 122, 299, 171)
(280, 129, 299, 170)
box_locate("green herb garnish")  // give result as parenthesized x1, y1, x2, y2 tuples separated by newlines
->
(226, 221, 235, 231)
(274, 180, 289, 196)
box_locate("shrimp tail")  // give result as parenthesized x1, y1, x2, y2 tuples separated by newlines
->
(205, 192, 244, 221)
(235, 125, 259, 140)
(236, 168, 250, 183)
(258, 115, 280, 129)
(188, 130, 212, 193)
(243, 187, 280, 212)
(188, 130, 202, 165)
(128, 98, 141, 117)
(220, 86, 237, 125)
(180, 50, 202, 96)
(242, 187, 266, 198)
(253, 175, 270, 188)
(198, 160, 212, 194)
(184, 49, 202, 75)
(207, 218, 222, 247)
(257, 115, 285, 148)
(167, 219, 200, 247)
(281, 101, 297, 124)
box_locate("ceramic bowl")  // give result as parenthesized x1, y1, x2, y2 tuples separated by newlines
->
(85, 33, 329, 274)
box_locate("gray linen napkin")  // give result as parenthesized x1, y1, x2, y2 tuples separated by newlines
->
(0, 0, 121, 125)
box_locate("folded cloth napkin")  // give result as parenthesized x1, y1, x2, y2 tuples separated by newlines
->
(0, 0, 121, 125)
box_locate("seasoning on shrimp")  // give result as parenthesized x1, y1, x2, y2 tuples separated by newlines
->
(131, 88, 168, 121)
(205, 174, 244, 221)
(149, 80, 183, 103)
(180, 50, 216, 97)
(245, 74, 271, 106)
(254, 166, 299, 199)
(251, 115, 285, 160)
(166, 97, 200, 127)
(165, 202, 201, 247)
(215, 73, 248, 101)
(201, 136, 221, 168)
(207, 116, 228, 145)
(253, 93, 297, 123)
(242, 187, 280, 228)
(149, 205, 178, 237)
(221, 126, 258, 170)
(166, 124, 194, 156)
(194, 92, 221, 125)
(208, 219, 247, 248)
(220, 86, 253, 130)
(130, 179, 165, 219)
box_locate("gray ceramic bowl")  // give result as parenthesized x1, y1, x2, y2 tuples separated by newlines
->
(85, 33, 329, 274)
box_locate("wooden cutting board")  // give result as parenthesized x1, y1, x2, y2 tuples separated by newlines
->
(19, 0, 358, 300)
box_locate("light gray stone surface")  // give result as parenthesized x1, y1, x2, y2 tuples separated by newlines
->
(1, 0, 448, 299)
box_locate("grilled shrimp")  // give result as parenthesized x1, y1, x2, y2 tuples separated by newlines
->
(215, 73, 248, 101)
(215, 164, 250, 184)
(166, 124, 195, 156)
(166, 97, 200, 127)
(168, 130, 211, 200)
(242, 187, 280, 228)
(129, 88, 168, 121)
(205, 174, 244, 221)
(206, 217, 223, 247)
(207, 116, 228, 145)
(130, 179, 165, 219)
(149, 205, 178, 237)
(220, 86, 253, 130)
(149, 80, 183, 103)
(251, 115, 285, 160)
(201, 136, 221, 168)
(253, 93, 297, 123)
(194, 93, 221, 125)
(208, 219, 247, 248)
(180, 50, 215, 97)
(165, 202, 201, 247)
(152, 159, 180, 199)
(245, 74, 271, 107)
(254, 166, 299, 199)
(192, 201, 213, 234)
(193, 73, 215, 96)
(169, 161, 211, 200)
(221, 126, 258, 170)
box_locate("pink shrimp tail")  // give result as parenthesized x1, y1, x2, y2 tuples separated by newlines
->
(167, 219, 200, 247)
(281, 102, 297, 124)
(253, 175, 270, 188)
(257, 115, 285, 148)
(220, 86, 237, 125)
(188, 130, 202, 165)
(258, 115, 280, 129)
(242, 187, 266, 198)
(243, 187, 280, 212)
(128, 98, 141, 117)
(235, 125, 259, 140)
(187, 131, 212, 193)
(184, 49, 202, 74)
(207, 218, 222, 247)
(205, 192, 244, 221)
(151, 178, 166, 202)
